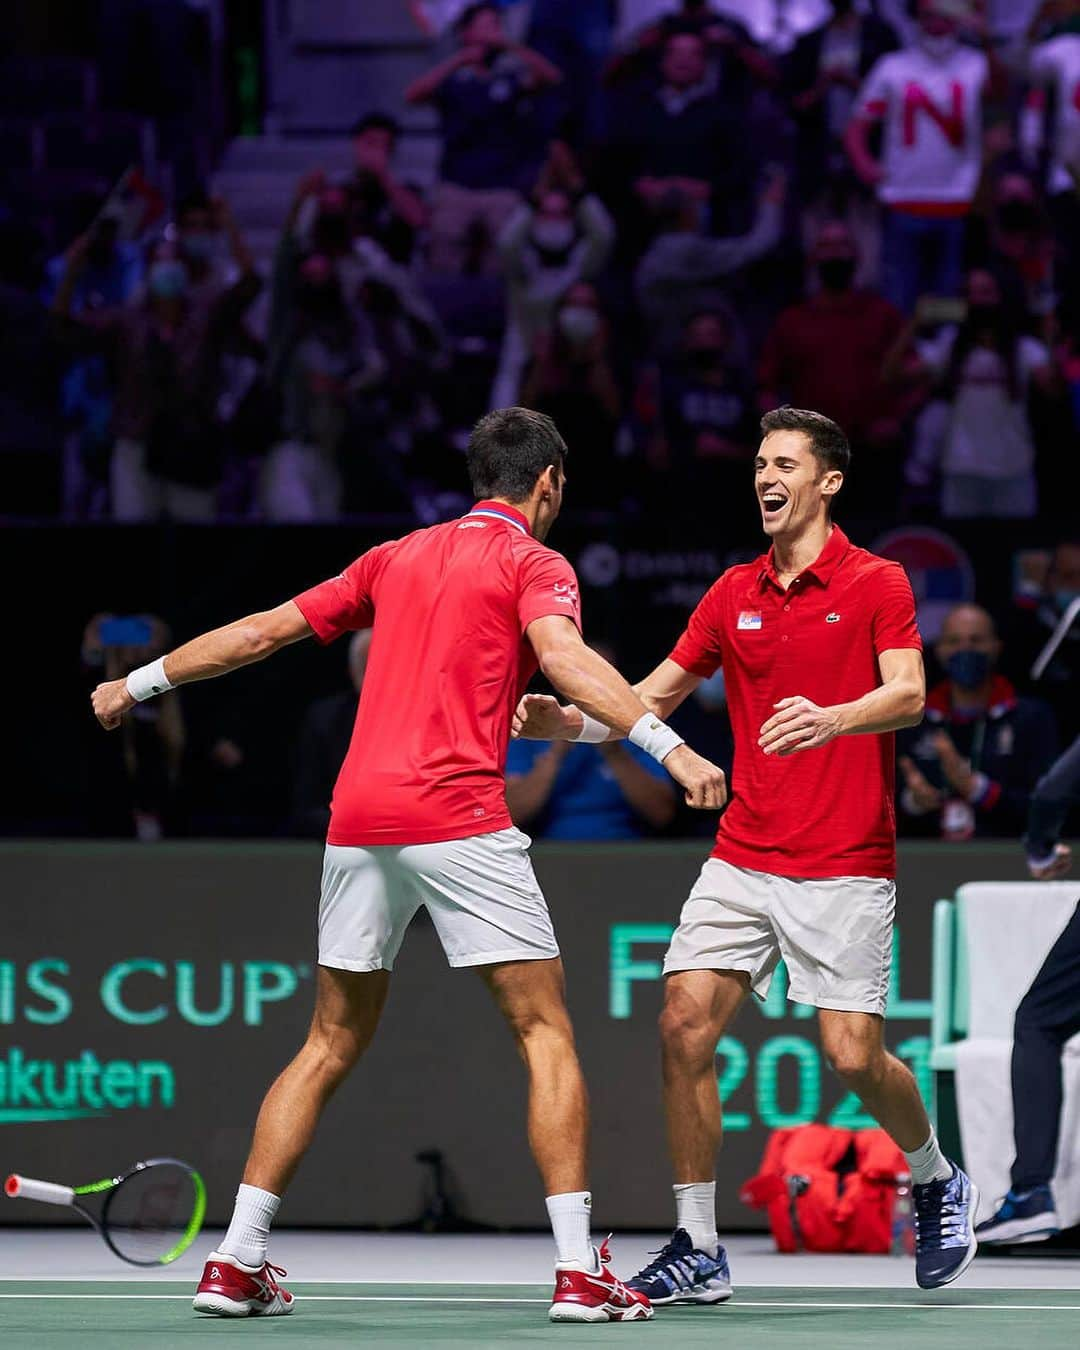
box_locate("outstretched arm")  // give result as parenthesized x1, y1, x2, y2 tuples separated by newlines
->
(91, 601, 314, 730)
(514, 655, 702, 742)
(524, 615, 725, 810)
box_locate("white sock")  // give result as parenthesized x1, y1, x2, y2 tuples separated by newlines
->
(219, 1183, 280, 1268)
(546, 1191, 593, 1266)
(903, 1131, 952, 1186)
(674, 1181, 719, 1257)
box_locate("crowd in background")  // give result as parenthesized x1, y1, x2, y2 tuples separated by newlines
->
(4, 0, 1080, 841)
(4, 0, 1078, 527)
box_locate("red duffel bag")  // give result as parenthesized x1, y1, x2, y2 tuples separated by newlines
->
(740, 1124, 907, 1253)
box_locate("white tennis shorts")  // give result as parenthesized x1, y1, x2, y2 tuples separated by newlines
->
(317, 827, 560, 972)
(663, 858, 895, 1016)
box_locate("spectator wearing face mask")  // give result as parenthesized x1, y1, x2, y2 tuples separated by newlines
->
(845, 0, 1006, 314)
(649, 308, 756, 503)
(52, 232, 261, 521)
(1004, 538, 1080, 743)
(172, 189, 256, 301)
(967, 171, 1060, 320)
(758, 220, 908, 507)
(634, 169, 785, 357)
(519, 282, 620, 506)
(492, 142, 614, 407)
(406, 2, 563, 274)
(899, 268, 1061, 518)
(898, 603, 1058, 840)
(43, 206, 144, 519)
(260, 252, 385, 522)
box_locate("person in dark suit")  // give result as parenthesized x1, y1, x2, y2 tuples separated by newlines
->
(290, 630, 371, 837)
(976, 734, 1080, 1245)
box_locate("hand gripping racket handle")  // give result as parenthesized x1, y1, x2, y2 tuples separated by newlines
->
(5, 1174, 76, 1207)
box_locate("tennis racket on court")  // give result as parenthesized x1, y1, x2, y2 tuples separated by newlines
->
(5, 1157, 206, 1266)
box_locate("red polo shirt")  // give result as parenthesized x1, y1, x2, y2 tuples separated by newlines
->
(669, 526, 921, 879)
(292, 501, 582, 847)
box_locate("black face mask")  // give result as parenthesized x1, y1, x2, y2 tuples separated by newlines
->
(314, 214, 350, 253)
(967, 302, 1002, 330)
(817, 258, 856, 292)
(687, 347, 724, 371)
(299, 284, 343, 322)
(997, 201, 1037, 232)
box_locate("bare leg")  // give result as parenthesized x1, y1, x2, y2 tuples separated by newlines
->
(660, 970, 750, 1181)
(242, 965, 390, 1194)
(480, 957, 588, 1195)
(818, 1009, 932, 1151)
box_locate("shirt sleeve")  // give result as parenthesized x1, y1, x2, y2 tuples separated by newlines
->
(517, 547, 583, 634)
(292, 546, 386, 644)
(668, 577, 726, 678)
(871, 563, 922, 655)
(854, 55, 891, 119)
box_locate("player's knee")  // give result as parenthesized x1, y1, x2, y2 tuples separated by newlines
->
(503, 1002, 573, 1054)
(658, 1000, 715, 1067)
(823, 1038, 880, 1085)
(307, 1023, 365, 1080)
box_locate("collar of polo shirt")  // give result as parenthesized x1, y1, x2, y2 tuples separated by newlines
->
(759, 525, 851, 593)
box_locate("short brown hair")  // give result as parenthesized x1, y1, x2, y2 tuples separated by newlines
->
(760, 406, 850, 475)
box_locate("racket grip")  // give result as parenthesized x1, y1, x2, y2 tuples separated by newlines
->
(4, 1174, 75, 1207)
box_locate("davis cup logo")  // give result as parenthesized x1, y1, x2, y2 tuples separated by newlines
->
(871, 527, 975, 642)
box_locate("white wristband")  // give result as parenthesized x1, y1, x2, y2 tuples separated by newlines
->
(628, 712, 685, 765)
(125, 657, 173, 702)
(574, 712, 610, 744)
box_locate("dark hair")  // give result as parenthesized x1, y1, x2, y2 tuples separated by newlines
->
(466, 407, 567, 502)
(352, 111, 399, 140)
(455, 2, 498, 33)
(759, 406, 850, 475)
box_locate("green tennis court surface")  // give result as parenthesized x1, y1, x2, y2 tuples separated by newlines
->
(3, 1282, 1080, 1349)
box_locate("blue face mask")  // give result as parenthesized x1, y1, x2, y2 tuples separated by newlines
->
(148, 261, 188, 300)
(945, 649, 991, 690)
(181, 232, 215, 261)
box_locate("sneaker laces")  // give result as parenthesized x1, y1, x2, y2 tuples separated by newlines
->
(634, 1235, 692, 1282)
(258, 1262, 288, 1294)
(914, 1177, 965, 1249)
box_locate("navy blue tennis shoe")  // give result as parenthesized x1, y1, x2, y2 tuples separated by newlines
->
(913, 1163, 979, 1289)
(626, 1228, 732, 1305)
(975, 1185, 1059, 1245)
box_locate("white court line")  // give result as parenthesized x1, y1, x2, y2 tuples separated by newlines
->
(0, 1294, 1079, 1311)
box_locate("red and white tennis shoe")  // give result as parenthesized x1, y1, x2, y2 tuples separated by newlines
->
(192, 1250, 295, 1317)
(549, 1237, 653, 1323)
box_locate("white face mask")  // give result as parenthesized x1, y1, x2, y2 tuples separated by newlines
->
(531, 218, 576, 253)
(558, 305, 599, 345)
(918, 31, 958, 59)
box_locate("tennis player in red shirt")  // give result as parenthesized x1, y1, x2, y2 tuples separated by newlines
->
(514, 406, 978, 1298)
(91, 408, 725, 1325)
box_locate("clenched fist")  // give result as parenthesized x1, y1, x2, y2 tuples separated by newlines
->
(91, 678, 135, 731)
(663, 745, 727, 811)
